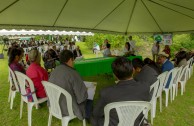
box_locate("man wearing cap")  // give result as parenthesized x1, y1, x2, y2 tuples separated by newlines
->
(158, 52, 174, 89)
(158, 52, 174, 72)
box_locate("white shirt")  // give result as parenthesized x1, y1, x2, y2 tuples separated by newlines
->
(103, 48, 111, 57)
(152, 43, 160, 54)
(128, 40, 136, 50)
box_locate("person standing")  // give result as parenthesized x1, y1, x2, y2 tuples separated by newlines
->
(163, 45, 171, 58)
(128, 36, 136, 53)
(152, 41, 160, 62)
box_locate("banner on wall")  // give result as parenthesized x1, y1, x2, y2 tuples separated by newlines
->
(163, 34, 172, 45)
(153, 33, 172, 45)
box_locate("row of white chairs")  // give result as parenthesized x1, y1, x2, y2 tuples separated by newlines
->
(150, 57, 194, 124)
(8, 68, 96, 126)
(7, 57, 193, 126)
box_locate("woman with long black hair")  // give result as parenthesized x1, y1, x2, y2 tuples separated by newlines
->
(9, 47, 25, 74)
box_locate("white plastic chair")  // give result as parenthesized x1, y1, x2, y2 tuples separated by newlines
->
(8, 67, 20, 109)
(156, 71, 168, 113)
(103, 101, 151, 126)
(149, 80, 160, 120)
(15, 71, 48, 126)
(42, 81, 86, 126)
(178, 64, 189, 95)
(172, 66, 183, 100)
(163, 68, 178, 107)
(187, 57, 193, 79)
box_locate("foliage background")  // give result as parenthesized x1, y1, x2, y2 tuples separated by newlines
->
(85, 33, 194, 58)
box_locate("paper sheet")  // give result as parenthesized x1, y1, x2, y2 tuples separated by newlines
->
(84, 82, 97, 100)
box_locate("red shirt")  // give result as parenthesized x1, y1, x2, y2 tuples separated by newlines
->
(26, 63, 48, 98)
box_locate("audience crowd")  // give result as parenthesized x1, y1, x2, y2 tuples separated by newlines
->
(7, 37, 194, 126)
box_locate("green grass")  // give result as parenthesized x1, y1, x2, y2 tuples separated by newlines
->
(0, 43, 194, 126)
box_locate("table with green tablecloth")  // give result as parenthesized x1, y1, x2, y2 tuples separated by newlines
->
(74, 56, 142, 76)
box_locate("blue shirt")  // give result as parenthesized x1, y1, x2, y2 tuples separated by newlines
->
(162, 59, 174, 88)
(162, 59, 174, 72)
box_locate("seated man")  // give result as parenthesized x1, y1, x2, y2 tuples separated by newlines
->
(158, 52, 174, 88)
(132, 58, 159, 86)
(103, 43, 111, 57)
(91, 57, 150, 126)
(49, 50, 88, 120)
(158, 52, 174, 72)
(73, 46, 82, 59)
(132, 58, 159, 100)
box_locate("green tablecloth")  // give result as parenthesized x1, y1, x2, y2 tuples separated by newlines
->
(74, 56, 142, 76)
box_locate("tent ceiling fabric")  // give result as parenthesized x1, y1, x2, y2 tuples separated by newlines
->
(0, 0, 194, 34)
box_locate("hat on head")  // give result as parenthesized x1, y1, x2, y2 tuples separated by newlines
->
(158, 52, 169, 57)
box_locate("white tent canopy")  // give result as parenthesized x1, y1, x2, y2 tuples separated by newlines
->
(0, 29, 94, 36)
(0, 0, 194, 34)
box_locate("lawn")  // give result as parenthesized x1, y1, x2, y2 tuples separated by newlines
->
(0, 42, 194, 126)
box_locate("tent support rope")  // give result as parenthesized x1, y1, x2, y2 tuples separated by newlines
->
(93, 0, 126, 29)
(53, 0, 69, 26)
(141, 0, 163, 32)
(125, 0, 138, 35)
(0, 0, 20, 14)
(148, 0, 194, 19)
(159, 0, 194, 12)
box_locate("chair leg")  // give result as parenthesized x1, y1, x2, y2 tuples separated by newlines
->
(48, 113, 52, 126)
(183, 82, 186, 92)
(159, 95, 162, 112)
(165, 90, 169, 107)
(176, 83, 178, 96)
(20, 98, 23, 119)
(180, 82, 184, 95)
(27, 103, 33, 126)
(62, 117, 70, 126)
(83, 119, 86, 126)
(36, 104, 39, 109)
(152, 99, 156, 118)
(150, 110, 153, 125)
(170, 88, 173, 103)
(172, 84, 176, 100)
(10, 91, 15, 109)
(8, 89, 12, 103)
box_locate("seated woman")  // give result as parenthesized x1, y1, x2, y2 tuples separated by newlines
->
(123, 42, 130, 54)
(174, 51, 187, 67)
(9, 47, 25, 74)
(103, 43, 112, 57)
(9, 47, 25, 91)
(26, 49, 48, 98)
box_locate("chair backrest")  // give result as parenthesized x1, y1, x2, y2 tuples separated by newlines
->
(42, 81, 75, 119)
(156, 71, 168, 98)
(104, 101, 151, 126)
(14, 71, 38, 102)
(150, 79, 160, 102)
(173, 66, 183, 84)
(8, 67, 20, 91)
(163, 68, 178, 89)
(179, 64, 189, 82)
(187, 57, 193, 68)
